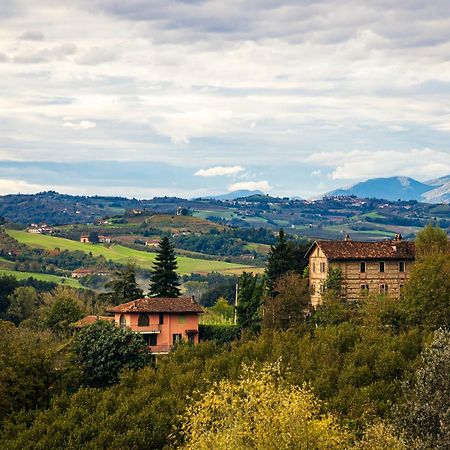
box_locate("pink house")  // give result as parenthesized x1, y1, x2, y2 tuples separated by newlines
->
(108, 297, 203, 354)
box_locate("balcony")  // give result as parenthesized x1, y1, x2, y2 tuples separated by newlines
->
(135, 324, 161, 333)
(149, 344, 171, 354)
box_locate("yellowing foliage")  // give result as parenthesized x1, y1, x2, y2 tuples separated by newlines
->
(178, 360, 352, 450)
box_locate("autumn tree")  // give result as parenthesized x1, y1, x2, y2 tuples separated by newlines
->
(263, 272, 310, 330)
(149, 236, 181, 297)
(178, 361, 352, 449)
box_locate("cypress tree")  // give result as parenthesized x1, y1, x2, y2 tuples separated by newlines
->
(265, 229, 296, 296)
(149, 236, 181, 297)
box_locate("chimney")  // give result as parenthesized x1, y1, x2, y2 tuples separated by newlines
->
(344, 233, 351, 242)
(133, 301, 138, 309)
(191, 295, 195, 303)
(394, 233, 402, 241)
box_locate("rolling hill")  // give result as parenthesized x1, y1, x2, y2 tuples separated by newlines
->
(6, 230, 260, 275)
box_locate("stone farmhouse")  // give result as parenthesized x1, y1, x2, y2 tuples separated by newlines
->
(107, 297, 203, 354)
(306, 234, 415, 306)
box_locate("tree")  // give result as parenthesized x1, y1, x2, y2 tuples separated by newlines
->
(149, 236, 180, 297)
(265, 229, 306, 296)
(88, 231, 99, 244)
(415, 223, 448, 259)
(72, 320, 150, 387)
(0, 320, 59, 424)
(6, 286, 39, 325)
(40, 287, 83, 334)
(395, 329, 450, 449)
(178, 361, 352, 449)
(0, 274, 19, 317)
(236, 272, 263, 332)
(401, 254, 450, 329)
(263, 272, 311, 330)
(107, 263, 143, 304)
(323, 266, 343, 295)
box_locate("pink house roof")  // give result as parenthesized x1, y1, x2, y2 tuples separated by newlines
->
(107, 297, 203, 314)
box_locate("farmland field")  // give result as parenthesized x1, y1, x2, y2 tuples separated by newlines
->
(7, 230, 256, 275)
(0, 268, 82, 288)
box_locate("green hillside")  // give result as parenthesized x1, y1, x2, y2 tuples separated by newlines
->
(7, 230, 255, 275)
(0, 268, 82, 288)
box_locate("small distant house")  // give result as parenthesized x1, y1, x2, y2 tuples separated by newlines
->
(240, 254, 255, 260)
(27, 223, 54, 234)
(107, 297, 203, 354)
(305, 234, 415, 307)
(98, 235, 111, 244)
(80, 235, 89, 243)
(145, 239, 160, 248)
(71, 268, 111, 278)
(72, 315, 115, 330)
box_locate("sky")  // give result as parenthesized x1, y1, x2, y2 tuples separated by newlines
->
(1, 0, 450, 199)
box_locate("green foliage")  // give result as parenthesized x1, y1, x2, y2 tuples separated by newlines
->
(263, 272, 310, 330)
(201, 298, 235, 325)
(6, 287, 39, 325)
(395, 329, 450, 449)
(0, 320, 60, 424)
(324, 266, 343, 295)
(415, 223, 448, 259)
(265, 229, 307, 296)
(401, 254, 450, 329)
(72, 321, 150, 387)
(149, 236, 181, 297)
(199, 324, 240, 344)
(106, 262, 143, 304)
(236, 272, 263, 332)
(40, 287, 83, 334)
(313, 291, 354, 326)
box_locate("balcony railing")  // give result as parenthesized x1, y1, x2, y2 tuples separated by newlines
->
(149, 344, 171, 354)
(135, 324, 161, 333)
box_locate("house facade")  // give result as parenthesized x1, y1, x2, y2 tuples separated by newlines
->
(107, 297, 203, 354)
(306, 234, 415, 306)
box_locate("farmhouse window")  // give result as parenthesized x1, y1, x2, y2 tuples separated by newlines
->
(320, 262, 326, 273)
(360, 262, 366, 273)
(159, 313, 164, 324)
(379, 284, 388, 293)
(379, 262, 385, 273)
(119, 314, 126, 329)
(360, 284, 369, 292)
(173, 333, 182, 344)
(399, 261, 405, 272)
(178, 314, 186, 324)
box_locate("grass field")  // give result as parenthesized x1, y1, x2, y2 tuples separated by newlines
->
(0, 268, 82, 288)
(7, 230, 256, 275)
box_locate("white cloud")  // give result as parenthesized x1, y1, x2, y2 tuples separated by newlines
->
(307, 148, 450, 181)
(0, 179, 43, 195)
(195, 165, 244, 177)
(228, 180, 272, 192)
(62, 120, 96, 130)
(19, 31, 44, 41)
(311, 169, 322, 177)
(76, 47, 117, 65)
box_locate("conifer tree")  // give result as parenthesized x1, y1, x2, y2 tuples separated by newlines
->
(107, 263, 143, 305)
(265, 229, 297, 296)
(149, 236, 181, 297)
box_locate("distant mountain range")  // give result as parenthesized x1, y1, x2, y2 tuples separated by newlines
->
(206, 190, 265, 200)
(327, 175, 450, 203)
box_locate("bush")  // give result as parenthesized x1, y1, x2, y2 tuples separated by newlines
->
(199, 324, 240, 344)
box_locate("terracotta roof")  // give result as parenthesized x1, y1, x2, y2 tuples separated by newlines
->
(107, 297, 204, 314)
(72, 315, 115, 329)
(306, 239, 415, 261)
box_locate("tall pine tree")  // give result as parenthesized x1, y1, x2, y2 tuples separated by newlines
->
(265, 229, 298, 296)
(149, 236, 181, 297)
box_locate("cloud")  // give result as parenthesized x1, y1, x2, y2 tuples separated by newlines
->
(62, 120, 97, 130)
(19, 30, 44, 41)
(195, 165, 244, 177)
(0, 53, 8, 62)
(0, 179, 43, 195)
(311, 169, 322, 177)
(307, 148, 450, 181)
(13, 43, 77, 64)
(228, 180, 272, 192)
(76, 47, 117, 65)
